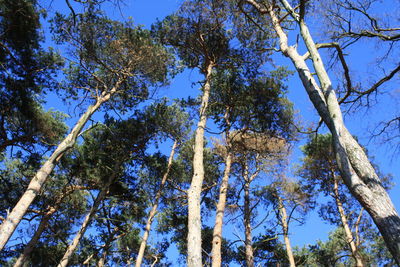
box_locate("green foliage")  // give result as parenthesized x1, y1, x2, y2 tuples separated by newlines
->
(0, 0, 65, 152)
(52, 6, 174, 111)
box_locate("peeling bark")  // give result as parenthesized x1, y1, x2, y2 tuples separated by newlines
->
(135, 141, 177, 267)
(187, 62, 214, 267)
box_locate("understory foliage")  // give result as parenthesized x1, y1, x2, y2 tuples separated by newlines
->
(0, 0, 398, 266)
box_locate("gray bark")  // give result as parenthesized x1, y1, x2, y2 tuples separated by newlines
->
(0, 90, 114, 251)
(243, 162, 254, 267)
(57, 183, 111, 267)
(263, 1, 400, 263)
(187, 62, 214, 267)
(135, 141, 177, 267)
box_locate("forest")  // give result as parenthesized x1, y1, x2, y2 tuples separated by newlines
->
(0, 0, 399, 266)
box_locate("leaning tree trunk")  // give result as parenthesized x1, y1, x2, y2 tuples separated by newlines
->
(332, 176, 364, 267)
(243, 162, 254, 267)
(0, 89, 116, 251)
(187, 62, 214, 267)
(135, 140, 178, 267)
(57, 180, 113, 267)
(247, 1, 400, 263)
(14, 185, 87, 267)
(277, 195, 296, 267)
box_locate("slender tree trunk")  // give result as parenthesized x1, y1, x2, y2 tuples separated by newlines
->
(14, 185, 87, 267)
(57, 184, 111, 267)
(0, 92, 114, 251)
(187, 62, 214, 267)
(277, 196, 296, 267)
(333, 177, 364, 267)
(211, 151, 232, 267)
(135, 140, 178, 267)
(211, 109, 232, 267)
(13, 208, 54, 267)
(242, 1, 400, 263)
(243, 162, 254, 267)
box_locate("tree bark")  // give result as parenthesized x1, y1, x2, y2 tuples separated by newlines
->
(211, 108, 232, 267)
(242, 1, 400, 263)
(14, 185, 87, 267)
(211, 151, 232, 267)
(243, 162, 254, 267)
(57, 183, 111, 267)
(333, 177, 364, 267)
(0, 91, 114, 251)
(135, 140, 178, 267)
(187, 62, 214, 267)
(277, 196, 296, 267)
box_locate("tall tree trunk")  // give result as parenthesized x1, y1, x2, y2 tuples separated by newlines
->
(277, 196, 296, 267)
(243, 162, 254, 267)
(135, 140, 178, 267)
(333, 177, 364, 267)
(0, 91, 115, 251)
(14, 185, 87, 267)
(211, 152, 232, 267)
(243, 1, 400, 263)
(211, 108, 232, 267)
(57, 183, 112, 267)
(187, 62, 214, 267)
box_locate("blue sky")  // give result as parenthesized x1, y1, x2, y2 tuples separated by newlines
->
(39, 0, 400, 265)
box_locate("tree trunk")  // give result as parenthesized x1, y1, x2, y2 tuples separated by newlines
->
(57, 184, 111, 267)
(14, 185, 87, 267)
(211, 151, 232, 267)
(211, 108, 232, 267)
(277, 196, 296, 267)
(243, 163, 254, 267)
(135, 140, 178, 267)
(253, 2, 400, 263)
(0, 94, 111, 251)
(333, 177, 364, 267)
(187, 62, 214, 267)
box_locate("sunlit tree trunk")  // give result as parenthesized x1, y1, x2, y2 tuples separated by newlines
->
(187, 62, 214, 267)
(135, 140, 178, 267)
(0, 89, 117, 251)
(211, 152, 232, 267)
(57, 182, 112, 267)
(333, 176, 364, 267)
(243, 1, 400, 263)
(14, 185, 87, 267)
(211, 109, 232, 267)
(277, 195, 296, 267)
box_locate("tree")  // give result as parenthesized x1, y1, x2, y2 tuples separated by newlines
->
(0, 6, 172, 250)
(153, 1, 233, 265)
(238, 0, 400, 262)
(0, 0, 66, 153)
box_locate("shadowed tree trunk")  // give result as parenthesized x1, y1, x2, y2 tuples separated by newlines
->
(187, 62, 214, 267)
(243, 161, 254, 267)
(135, 140, 178, 267)
(242, 0, 400, 263)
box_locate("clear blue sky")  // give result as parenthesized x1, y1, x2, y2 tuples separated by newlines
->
(40, 0, 400, 265)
